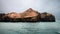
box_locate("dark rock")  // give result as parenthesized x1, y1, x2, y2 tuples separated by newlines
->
(0, 13, 5, 21)
(40, 12, 55, 22)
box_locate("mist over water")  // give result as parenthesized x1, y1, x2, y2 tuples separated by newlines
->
(0, 20, 60, 34)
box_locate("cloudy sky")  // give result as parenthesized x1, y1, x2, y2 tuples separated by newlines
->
(0, 0, 60, 20)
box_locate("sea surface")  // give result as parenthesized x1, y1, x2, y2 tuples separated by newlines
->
(0, 20, 60, 34)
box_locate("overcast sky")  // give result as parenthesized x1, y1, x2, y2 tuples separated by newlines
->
(0, 0, 60, 20)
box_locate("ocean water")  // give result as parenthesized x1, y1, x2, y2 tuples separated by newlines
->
(0, 20, 60, 34)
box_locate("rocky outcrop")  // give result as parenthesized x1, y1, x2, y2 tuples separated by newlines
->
(0, 8, 55, 22)
(0, 13, 5, 21)
(40, 12, 55, 22)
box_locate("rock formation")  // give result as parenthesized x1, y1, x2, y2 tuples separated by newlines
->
(0, 8, 55, 22)
(40, 12, 55, 22)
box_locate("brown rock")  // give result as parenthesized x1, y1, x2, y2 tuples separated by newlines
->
(4, 8, 40, 22)
(7, 12, 22, 18)
(0, 8, 55, 22)
(22, 8, 39, 18)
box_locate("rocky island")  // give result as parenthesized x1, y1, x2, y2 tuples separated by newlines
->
(0, 8, 55, 22)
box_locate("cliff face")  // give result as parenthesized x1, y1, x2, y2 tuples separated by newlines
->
(0, 8, 55, 22)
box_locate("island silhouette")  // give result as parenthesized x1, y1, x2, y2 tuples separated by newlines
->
(0, 8, 55, 22)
